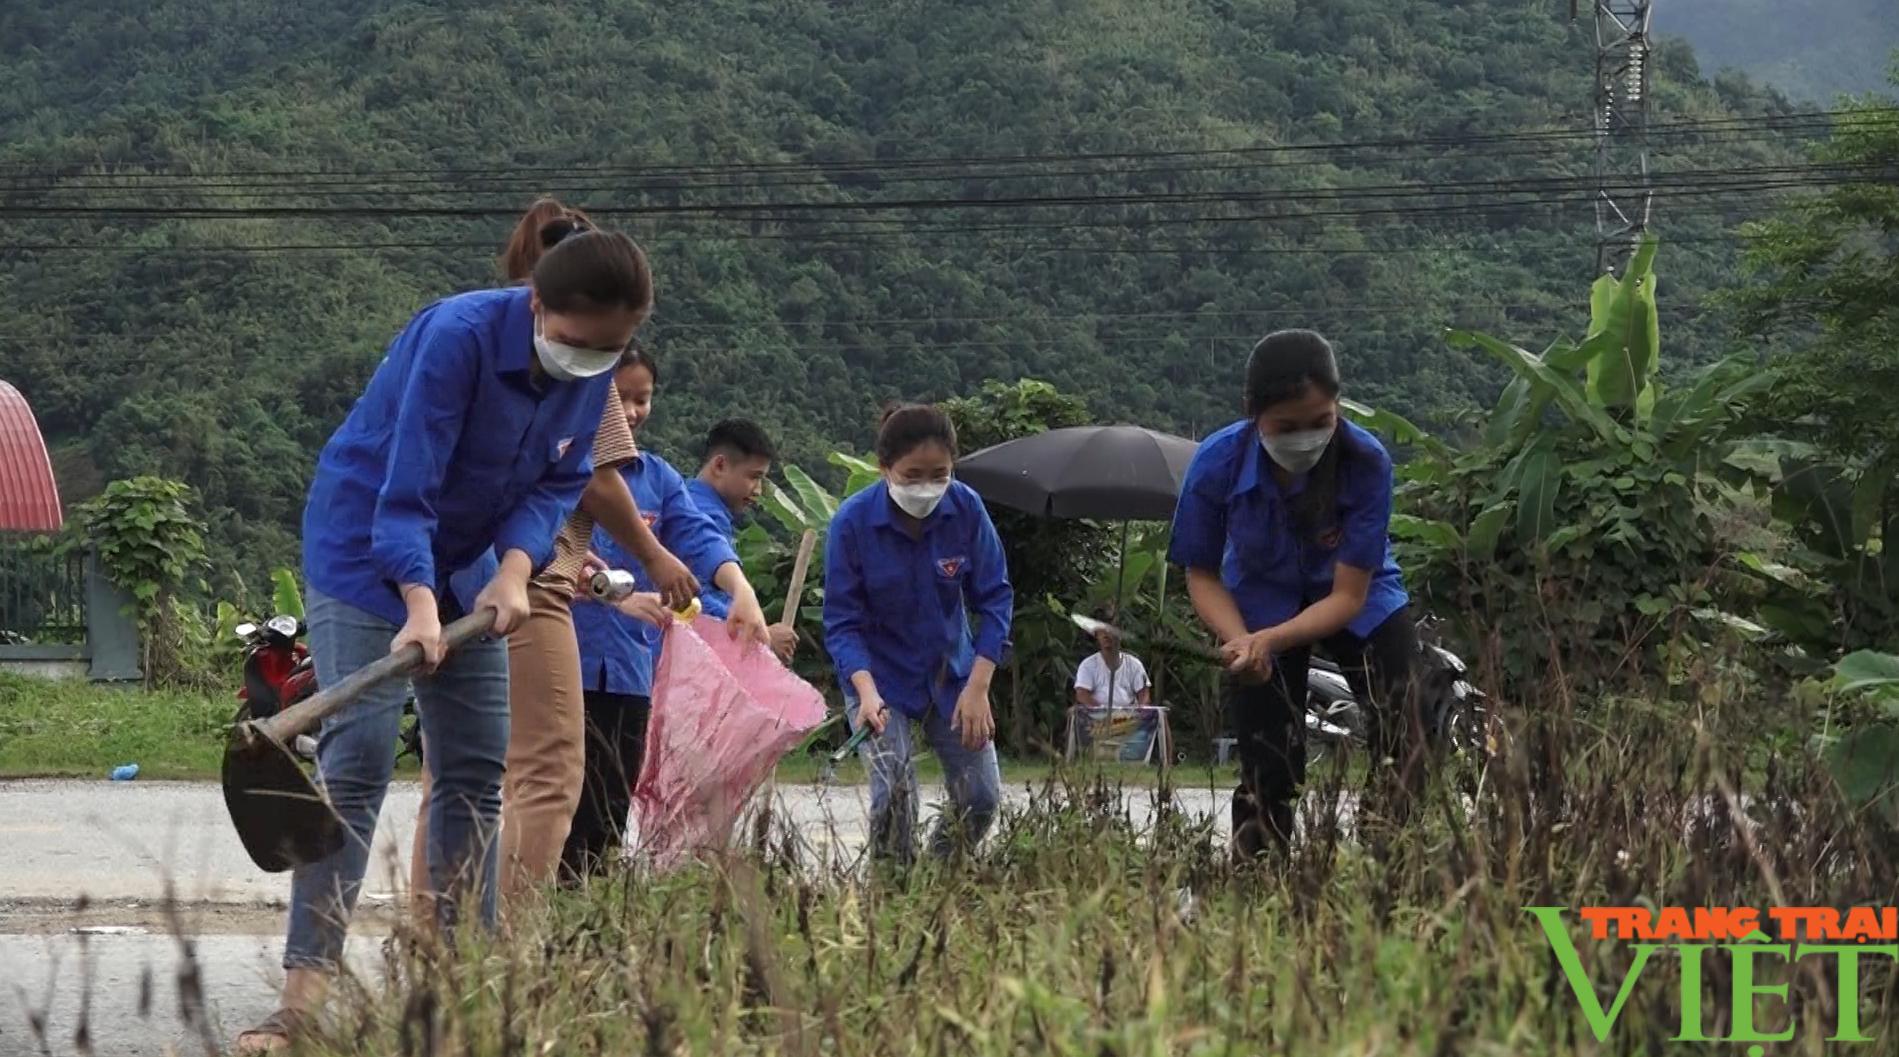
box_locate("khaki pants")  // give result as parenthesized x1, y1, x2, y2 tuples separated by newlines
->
(410, 583, 586, 917)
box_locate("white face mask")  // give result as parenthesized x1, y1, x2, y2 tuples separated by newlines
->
(889, 479, 950, 519)
(533, 316, 621, 382)
(1260, 426, 1334, 474)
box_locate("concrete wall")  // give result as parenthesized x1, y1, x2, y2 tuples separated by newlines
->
(0, 644, 88, 680)
(84, 556, 141, 682)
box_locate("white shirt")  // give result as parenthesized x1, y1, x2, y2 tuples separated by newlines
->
(1074, 651, 1151, 709)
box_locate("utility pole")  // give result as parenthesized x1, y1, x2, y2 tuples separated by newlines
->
(1589, 0, 1655, 276)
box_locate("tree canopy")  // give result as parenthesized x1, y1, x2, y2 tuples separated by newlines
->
(0, 0, 1819, 593)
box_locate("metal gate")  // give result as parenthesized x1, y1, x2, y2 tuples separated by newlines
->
(0, 541, 87, 645)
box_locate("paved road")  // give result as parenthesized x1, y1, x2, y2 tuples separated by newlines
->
(0, 779, 424, 907)
(0, 777, 1233, 904)
(0, 777, 1233, 1056)
(1, 932, 382, 1057)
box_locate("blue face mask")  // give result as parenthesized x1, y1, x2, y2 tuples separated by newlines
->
(1260, 426, 1333, 474)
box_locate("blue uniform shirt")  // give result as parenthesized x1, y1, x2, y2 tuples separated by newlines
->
(1168, 418, 1407, 640)
(573, 451, 740, 696)
(823, 480, 1014, 719)
(302, 287, 607, 627)
(683, 477, 737, 621)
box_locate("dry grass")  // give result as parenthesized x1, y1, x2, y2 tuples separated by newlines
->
(293, 692, 1894, 1054)
(16, 664, 1897, 1055)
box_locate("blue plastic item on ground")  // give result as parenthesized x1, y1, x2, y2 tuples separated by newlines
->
(110, 764, 139, 781)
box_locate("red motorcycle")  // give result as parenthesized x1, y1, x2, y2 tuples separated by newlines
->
(234, 613, 422, 766)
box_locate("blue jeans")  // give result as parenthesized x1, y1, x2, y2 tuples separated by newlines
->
(284, 588, 510, 970)
(846, 694, 1001, 863)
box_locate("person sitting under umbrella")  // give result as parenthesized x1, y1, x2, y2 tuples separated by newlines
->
(1070, 623, 1160, 763)
(1073, 623, 1152, 711)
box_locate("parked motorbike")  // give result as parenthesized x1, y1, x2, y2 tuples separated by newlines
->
(232, 613, 423, 767)
(1302, 620, 1498, 762)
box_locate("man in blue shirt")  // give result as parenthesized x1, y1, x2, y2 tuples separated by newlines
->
(686, 418, 799, 663)
(1169, 330, 1421, 861)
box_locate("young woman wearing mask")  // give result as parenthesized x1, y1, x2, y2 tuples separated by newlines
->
(822, 404, 1014, 863)
(1168, 329, 1421, 860)
(405, 199, 725, 918)
(237, 226, 654, 1053)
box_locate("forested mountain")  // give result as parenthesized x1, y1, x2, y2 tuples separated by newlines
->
(0, 0, 1817, 587)
(1663, 0, 1896, 102)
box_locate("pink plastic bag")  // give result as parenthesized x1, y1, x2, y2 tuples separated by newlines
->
(631, 615, 826, 869)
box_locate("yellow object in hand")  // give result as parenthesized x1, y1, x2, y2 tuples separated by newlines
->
(672, 598, 702, 623)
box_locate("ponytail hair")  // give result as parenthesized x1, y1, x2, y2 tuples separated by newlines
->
(500, 197, 596, 283)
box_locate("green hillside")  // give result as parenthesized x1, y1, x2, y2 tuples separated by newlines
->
(1662, 0, 1897, 102)
(0, 0, 1811, 589)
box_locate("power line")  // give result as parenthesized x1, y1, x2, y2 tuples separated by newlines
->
(0, 196, 1800, 264)
(0, 219, 1769, 254)
(1, 107, 1884, 186)
(0, 232, 1765, 260)
(4, 117, 1881, 202)
(0, 160, 1883, 226)
(4, 127, 1886, 202)
(7, 161, 1882, 224)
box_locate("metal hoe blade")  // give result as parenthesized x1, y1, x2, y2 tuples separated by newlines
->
(222, 722, 345, 873)
(220, 609, 496, 873)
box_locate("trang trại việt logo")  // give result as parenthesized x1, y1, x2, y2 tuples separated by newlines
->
(1527, 905, 1898, 1051)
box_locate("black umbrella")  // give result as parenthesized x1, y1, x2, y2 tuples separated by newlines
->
(955, 425, 1200, 522)
(958, 424, 1199, 629)
(959, 424, 1202, 736)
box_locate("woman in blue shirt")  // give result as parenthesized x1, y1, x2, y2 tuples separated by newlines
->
(1168, 330, 1420, 860)
(824, 404, 1014, 863)
(239, 230, 654, 1053)
(562, 345, 771, 879)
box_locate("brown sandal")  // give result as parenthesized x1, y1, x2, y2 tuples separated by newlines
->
(235, 1007, 316, 1054)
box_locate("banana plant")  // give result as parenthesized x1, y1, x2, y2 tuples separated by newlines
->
(1724, 437, 1896, 659)
(271, 568, 305, 620)
(1343, 238, 1778, 687)
(737, 452, 881, 674)
(1822, 650, 1899, 823)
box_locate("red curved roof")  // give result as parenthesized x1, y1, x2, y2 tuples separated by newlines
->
(0, 381, 63, 532)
